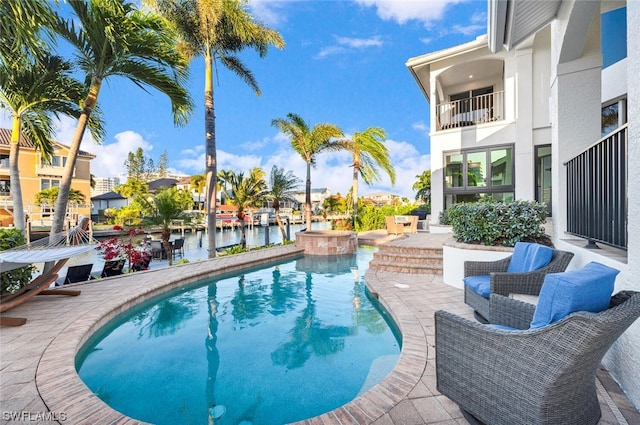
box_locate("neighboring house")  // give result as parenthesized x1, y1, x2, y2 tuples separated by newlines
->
(362, 191, 401, 206)
(0, 128, 94, 227)
(294, 188, 332, 213)
(175, 176, 206, 210)
(147, 178, 178, 192)
(90, 191, 128, 223)
(408, 0, 640, 407)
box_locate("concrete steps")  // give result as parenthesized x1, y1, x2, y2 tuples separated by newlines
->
(369, 243, 443, 274)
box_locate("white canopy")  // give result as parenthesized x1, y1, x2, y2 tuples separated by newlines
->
(0, 244, 96, 273)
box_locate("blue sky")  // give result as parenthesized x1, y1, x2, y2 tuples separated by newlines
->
(6, 0, 489, 199)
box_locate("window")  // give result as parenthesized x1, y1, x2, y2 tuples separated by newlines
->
(602, 99, 626, 137)
(0, 154, 8, 168)
(443, 145, 514, 209)
(0, 179, 9, 196)
(535, 145, 552, 216)
(41, 179, 60, 190)
(41, 155, 67, 167)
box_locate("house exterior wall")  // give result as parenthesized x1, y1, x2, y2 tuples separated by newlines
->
(0, 141, 93, 226)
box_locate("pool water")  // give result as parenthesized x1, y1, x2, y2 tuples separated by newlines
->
(76, 247, 401, 425)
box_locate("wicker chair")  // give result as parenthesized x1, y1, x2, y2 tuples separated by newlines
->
(464, 245, 574, 322)
(435, 290, 640, 425)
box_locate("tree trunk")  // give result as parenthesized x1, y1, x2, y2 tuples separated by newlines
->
(352, 167, 359, 227)
(204, 53, 217, 259)
(50, 79, 100, 236)
(9, 117, 25, 231)
(162, 226, 172, 266)
(274, 201, 286, 240)
(305, 161, 312, 229)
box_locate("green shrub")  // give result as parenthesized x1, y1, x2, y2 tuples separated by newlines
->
(0, 228, 36, 294)
(356, 204, 418, 232)
(446, 200, 549, 247)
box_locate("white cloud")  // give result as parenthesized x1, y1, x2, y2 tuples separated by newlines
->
(354, 0, 462, 26)
(316, 35, 383, 59)
(82, 130, 154, 178)
(249, 0, 288, 27)
(412, 120, 430, 135)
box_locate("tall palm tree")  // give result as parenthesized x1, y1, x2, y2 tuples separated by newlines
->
(148, 0, 285, 258)
(271, 113, 344, 229)
(0, 52, 103, 231)
(413, 170, 431, 203)
(229, 167, 268, 249)
(340, 127, 396, 224)
(49, 0, 193, 237)
(268, 165, 301, 240)
(217, 169, 235, 205)
(0, 0, 57, 65)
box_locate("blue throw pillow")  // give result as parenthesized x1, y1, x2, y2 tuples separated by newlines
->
(507, 242, 554, 273)
(530, 262, 619, 329)
(463, 275, 491, 298)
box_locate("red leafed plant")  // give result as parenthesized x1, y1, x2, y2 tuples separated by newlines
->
(96, 226, 151, 272)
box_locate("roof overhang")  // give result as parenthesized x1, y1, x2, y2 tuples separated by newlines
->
(488, 0, 562, 53)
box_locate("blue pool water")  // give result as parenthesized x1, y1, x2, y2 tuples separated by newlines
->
(76, 248, 401, 425)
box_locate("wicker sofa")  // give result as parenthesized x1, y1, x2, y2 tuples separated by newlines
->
(464, 243, 574, 322)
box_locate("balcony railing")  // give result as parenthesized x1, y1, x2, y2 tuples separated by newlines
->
(436, 91, 504, 131)
(565, 124, 627, 250)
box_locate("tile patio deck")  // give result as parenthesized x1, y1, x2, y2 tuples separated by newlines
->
(0, 233, 639, 425)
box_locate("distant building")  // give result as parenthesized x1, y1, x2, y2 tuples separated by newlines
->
(362, 191, 401, 206)
(91, 177, 120, 197)
(90, 191, 128, 223)
(294, 188, 331, 213)
(147, 178, 178, 192)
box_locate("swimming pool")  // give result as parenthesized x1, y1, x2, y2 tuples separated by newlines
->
(76, 248, 401, 425)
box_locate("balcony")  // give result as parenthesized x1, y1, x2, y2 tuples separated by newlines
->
(436, 91, 504, 131)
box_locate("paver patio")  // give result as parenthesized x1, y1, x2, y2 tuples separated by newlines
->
(0, 233, 638, 425)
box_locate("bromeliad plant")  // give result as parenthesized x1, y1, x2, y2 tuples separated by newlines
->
(96, 226, 151, 272)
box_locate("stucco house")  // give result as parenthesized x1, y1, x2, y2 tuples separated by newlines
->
(0, 129, 94, 227)
(408, 0, 640, 409)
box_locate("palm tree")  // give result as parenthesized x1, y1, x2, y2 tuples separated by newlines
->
(149, 187, 192, 266)
(339, 127, 396, 224)
(271, 113, 344, 229)
(217, 169, 235, 205)
(190, 173, 207, 210)
(148, 0, 285, 258)
(229, 168, 268, 249)
(413, 170, 431, 203)
(0, 52, 103, 231)
(49, 0, 193, 237)
(0, 0, 57, 65)
(268, 165, 301, 240)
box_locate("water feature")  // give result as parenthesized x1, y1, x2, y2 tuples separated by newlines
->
(76, 247, 401, 425)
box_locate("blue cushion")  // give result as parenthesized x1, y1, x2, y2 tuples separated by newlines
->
(464, 275, 491, 298)
(530, 262, 619, 329)
(507, 242, 554, 273)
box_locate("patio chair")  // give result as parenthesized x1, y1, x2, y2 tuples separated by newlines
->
(463, 242, 574, 322)
(149, 240, 164, 259)
(58, 263, 93, 285)
(385, 216, 404, 236)
(99, 259, 126, 278)
(436, 262, 640, 425)
(172, 237, 185, 259)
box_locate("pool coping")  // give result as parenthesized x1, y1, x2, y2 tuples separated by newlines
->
(35, 245, 305, 425)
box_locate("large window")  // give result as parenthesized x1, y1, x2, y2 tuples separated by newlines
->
(41, 178, 60, 190)
(41, 155, 67, 167)
(444, 145, 514, 208)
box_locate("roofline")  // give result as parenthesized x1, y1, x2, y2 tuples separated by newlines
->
(488, 0, 509, 53)
(405, 36, 489, 103)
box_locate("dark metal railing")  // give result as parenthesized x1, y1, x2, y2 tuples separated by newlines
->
(565, 124, 627, 249)
(437, 91, 504, 130)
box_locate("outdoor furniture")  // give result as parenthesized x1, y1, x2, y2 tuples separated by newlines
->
(149, 240, 164, 259)
(385, 216, 404, 235)
(99, 259, 125, 278)
(436, 262, 639, 425)
(463, 242, 574, 322)
(172, 237, 185, 259)
(59, 263, 93, 285)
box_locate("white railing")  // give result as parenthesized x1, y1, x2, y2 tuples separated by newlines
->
(437, 91, 504, 130)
